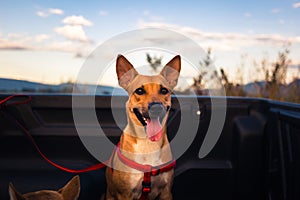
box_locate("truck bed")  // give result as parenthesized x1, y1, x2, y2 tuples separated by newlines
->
(0, 95, 299, 200)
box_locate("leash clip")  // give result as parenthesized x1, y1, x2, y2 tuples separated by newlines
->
(142, 180, 151, 193)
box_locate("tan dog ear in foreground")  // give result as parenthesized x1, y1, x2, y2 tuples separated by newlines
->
(9, 175, 80, 200)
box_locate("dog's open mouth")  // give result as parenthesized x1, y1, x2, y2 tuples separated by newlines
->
(133, 107, 169, 142)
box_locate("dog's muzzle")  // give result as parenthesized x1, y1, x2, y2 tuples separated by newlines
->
(133, 103, 170, 141)
(148, 102, 165, 119)
(133, 103, 170, 126)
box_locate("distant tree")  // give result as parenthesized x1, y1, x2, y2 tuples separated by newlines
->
(192, 48, 216, 95)
(191, 47, 299, 103)
(146, 53, 162, 73)
(266, 49, 290, 100)
(145, 53, 191, 94)
(255, 48, 291, 100)
(219, 68, 246, 96)
(192, 48, 245, 96)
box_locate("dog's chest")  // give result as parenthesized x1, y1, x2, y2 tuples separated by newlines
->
(123, 143, 172, 198)
(130, 142, 163, 166)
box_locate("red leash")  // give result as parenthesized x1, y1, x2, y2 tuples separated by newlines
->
(0, 94, 32, 107)
(0, 95, 108, 173)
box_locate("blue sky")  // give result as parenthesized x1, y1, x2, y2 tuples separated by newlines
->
(0, 0, 299, 86)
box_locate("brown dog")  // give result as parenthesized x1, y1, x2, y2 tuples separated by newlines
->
(105, 55, 181, 199)
(9, 176, 80, 200)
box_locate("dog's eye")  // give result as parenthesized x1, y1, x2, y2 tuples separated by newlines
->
(160, 87, 169, 95)
(135, 87, 146, 95)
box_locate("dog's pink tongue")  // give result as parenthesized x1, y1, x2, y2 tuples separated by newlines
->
(146, 118, 162, 142)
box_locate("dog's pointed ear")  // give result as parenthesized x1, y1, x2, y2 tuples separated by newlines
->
(116, 55, 139, 89)
(160, 55, 181, 89)
(58, 175, 80, 200)
(9, 183, 25, 200)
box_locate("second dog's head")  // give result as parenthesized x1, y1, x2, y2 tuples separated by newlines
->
(116, 55, 181, 141)
(9, 176, 80, 200)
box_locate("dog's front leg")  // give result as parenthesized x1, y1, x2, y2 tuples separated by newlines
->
(105, 188, 135, 200)
(156, 171, 174, 200)
(158, 186, 173, 200)
(105, 194, 133, 200)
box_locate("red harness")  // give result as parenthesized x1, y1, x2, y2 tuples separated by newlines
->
(115, 143, 176, 199)
(1, 95, 176, 200)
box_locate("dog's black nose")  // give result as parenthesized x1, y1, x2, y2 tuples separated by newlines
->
(148, 102, 164, 119)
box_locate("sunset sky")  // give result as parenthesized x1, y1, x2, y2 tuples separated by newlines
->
(0, 0, 299, 86)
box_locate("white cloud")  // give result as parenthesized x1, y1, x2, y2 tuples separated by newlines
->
(49, 8, 64, 15)
(138, 21, 300, 51)
(36, 8, 64, 17)
(99, 10, 108, 16)
(0, 34, 31, 50)
(0, 39, 28, 50)
(292, 2, 300, 8)
(36, 11, 48, 17)
(0, 33, 51, 50)
(0, 32, 93, 57)
(62, 15, 93, 26)
(54, 25, 90, 42)
(56, 15, 93, 43)
(35, 34, 50, 42)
